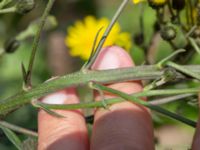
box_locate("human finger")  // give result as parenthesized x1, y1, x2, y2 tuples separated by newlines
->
(90, 46, 154, 150)
(38, 88, 89, 150)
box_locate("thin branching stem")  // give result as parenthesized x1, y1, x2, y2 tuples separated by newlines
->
(0, 121, 38, 137)
(85, 93, 196, 124)
(150, 93, 195, 105)
(25, 0, 55, 88)
(157, 49, 186, 68)
(188, 37, 200, 55)
(92, 83, 197, 127)
(83, 0, 129, 70)
(34, 88, 200, 111)
(167, 61, 200, 80)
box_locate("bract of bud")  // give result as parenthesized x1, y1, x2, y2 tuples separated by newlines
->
(16, 0, 35, 14)
(160, 25, 176, 41)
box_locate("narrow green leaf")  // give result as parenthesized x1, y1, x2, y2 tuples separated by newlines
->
(0, 125, 22, 150)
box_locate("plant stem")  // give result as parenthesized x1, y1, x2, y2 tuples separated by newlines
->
(167, 0, 175, 20)
(186, 25, 197, 37)
(150, 93, 195, 105)
(25, 0, 55, 88)
(188, 0, 194, 26)
(35, 88, 200, 111)
(0, 6, 16, 14)
(0, 121, 38, 137)
(0, 65, 200, 117)
(167, 61, 200, 80)
(188, 37, 200, 55)
(83, 0, 129, 70)
(85, 93, 196, 124)
(93, 83, 197, 127)
(157, 49, 185, 68)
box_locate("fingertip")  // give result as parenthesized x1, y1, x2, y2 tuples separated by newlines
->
(90, 46, 154, 150)
(92, 46, 134, 70)
(38, 88, 89, 150)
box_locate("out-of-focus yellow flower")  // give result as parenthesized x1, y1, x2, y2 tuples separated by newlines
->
(148, 0, 167, 6)
(65, 16, 132, 60)
(132, 0, 166, 7)
(132, 0, 146, 4)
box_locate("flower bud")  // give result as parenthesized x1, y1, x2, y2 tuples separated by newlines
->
(4, 38, 20, 53)
(172, 0, 185, 11)
(160, 25, 176, 41)
(16, 0, 35, 14)
(148, 0, 167, 8)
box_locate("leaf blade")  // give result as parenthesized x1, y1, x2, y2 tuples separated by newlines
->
(0, 125, 22, 150)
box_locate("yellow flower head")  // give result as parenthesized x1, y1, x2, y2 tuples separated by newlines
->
(65, 16, 132, 60)
(148, 0, 167, 6)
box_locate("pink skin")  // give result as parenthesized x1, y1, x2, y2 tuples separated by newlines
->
(193, 116, 200, 150)
(38, 46, 200, 150)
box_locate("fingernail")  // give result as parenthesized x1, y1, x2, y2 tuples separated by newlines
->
(92, 46, 134, 70)
(41, 88, 79, 104)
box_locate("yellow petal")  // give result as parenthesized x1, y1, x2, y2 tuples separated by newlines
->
(132, 0, 146, 4)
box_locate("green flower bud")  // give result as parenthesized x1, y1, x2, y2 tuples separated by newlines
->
(4, 38, 20, 53)
(16, 0, 35, 14)
(172, 0, 185, 11)
(160, 26, 176, 41)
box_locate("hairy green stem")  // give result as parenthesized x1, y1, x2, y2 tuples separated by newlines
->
(35, 87, 200, 111)
(0, 65, 200, 117)
(25, 0, 55, 87)
(93, 83, 197, 127)
(84, 93, 196, 124)
(0, 121, 38, 137)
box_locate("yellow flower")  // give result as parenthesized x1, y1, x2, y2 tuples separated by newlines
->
(132, 0, 146, 4)
(65, 16, 132, 60)
(148, 0, 167, 6)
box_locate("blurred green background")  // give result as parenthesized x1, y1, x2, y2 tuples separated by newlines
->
(0, 0, 199, 149)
